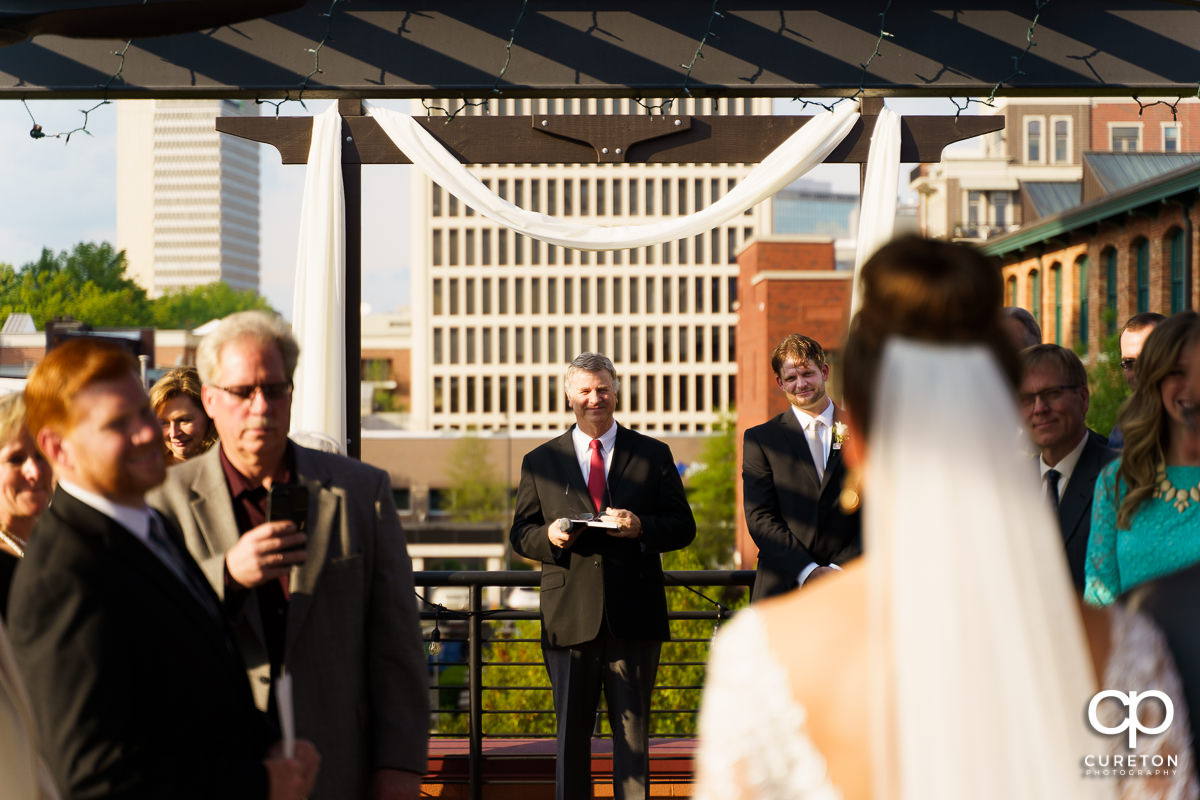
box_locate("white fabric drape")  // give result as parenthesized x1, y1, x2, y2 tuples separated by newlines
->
(365, 100, 861, 250)
(866, 340, 1111, 800)
(289, 103, 346, 449)
(850, 106, 900, 317)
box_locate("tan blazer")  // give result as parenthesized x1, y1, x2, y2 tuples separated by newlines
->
(0, 619, 57, 800)
(149, 445, 428, 799)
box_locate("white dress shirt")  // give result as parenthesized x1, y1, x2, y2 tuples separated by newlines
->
(571, 421, 618, 488)
(791, 400, 834, 479)
(1038, 431, 1089, 503)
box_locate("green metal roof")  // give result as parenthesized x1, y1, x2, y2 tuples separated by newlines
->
(981, 158, 1200, 257)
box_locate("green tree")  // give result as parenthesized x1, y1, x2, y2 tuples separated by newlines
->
(686, 412, 737, 568)
(0, 241, 274, 331)
(1081, 312, 1127, 438)
(0, 243, 153, 327)
(444, 432, 510, 522)
(151, 282, 274, 330)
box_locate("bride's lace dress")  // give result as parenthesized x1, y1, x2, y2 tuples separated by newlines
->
(693, 605, 1196, 800)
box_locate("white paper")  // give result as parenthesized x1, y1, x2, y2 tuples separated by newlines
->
(275, 671, 295, 759)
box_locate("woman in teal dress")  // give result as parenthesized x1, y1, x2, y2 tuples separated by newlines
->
(1085, 311, 1200, 606)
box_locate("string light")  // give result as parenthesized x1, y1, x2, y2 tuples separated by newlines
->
(634, 0, 725, 115)
(422, 0, 529, 121)
(258, 0, 344, 116)
(22, 37, 136, 143)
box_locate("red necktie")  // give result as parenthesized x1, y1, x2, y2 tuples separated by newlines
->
(588, 438, 606, 513)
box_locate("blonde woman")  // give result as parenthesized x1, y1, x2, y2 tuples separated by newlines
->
(150, 367, 218, 464)
(1086, 311, 1200, 606)
(0, 393, 51, 619)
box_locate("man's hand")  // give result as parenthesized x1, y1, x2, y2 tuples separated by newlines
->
(372, 767, 422, 800)
(265, 739, 320, 800)
(547, 518, 580, 549)
(601, 508, 642, 539)
(225, 520, 306, 589)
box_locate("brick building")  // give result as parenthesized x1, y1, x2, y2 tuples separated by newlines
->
(982, 157, 1199, 357)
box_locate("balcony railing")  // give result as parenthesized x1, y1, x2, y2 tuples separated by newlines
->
(414, 569, 754, 800)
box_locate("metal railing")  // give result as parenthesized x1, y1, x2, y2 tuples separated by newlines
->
(414, 569, 754, 800)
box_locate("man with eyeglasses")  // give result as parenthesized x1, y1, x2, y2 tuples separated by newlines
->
(1019, 344, 1116, 592)
(1109, 312, 1166, 449)
(149, 311, 428, 800)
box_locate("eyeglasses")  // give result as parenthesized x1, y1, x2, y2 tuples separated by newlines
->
(1120, 358, 1138, 371)
(211, 382, 292, 402)
(1018, 384, 1082, 409)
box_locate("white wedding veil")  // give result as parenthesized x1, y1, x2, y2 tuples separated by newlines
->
(866, 339, 1111, 800)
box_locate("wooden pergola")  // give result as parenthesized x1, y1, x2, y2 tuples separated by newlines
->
(3, 1, 1196, 456)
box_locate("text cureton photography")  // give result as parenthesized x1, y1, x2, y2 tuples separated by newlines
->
(1082, 689, 1181, 778)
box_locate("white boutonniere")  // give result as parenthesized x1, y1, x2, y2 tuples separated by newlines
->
(832, 421, 849, 450)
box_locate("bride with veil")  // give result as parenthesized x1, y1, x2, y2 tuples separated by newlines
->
(694, 236, 1194, 800)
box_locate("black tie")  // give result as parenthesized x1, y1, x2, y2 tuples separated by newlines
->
(1045, 469, 1062, 510)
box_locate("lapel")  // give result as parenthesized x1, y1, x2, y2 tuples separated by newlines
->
(1058, 439, 1099, 546)
(556, 428, 594, 513)
(187, 448, 244, 567)
(820, 405, 847, 495)
(608, 425, 636, 507)
(778, 408, 822, 489)
(56, 489, 230, 655)
(285, 446, 338, 653)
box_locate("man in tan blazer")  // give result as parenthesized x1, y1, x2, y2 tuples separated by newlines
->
(149, 311, 428, 800)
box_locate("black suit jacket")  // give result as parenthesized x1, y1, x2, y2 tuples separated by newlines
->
(1054, 436, 1117, 592)
(742, 407, 862, 601)
(1126, 565, 1200, 772)
(509, 425, 696, 648)
(7, 487, 275, 799)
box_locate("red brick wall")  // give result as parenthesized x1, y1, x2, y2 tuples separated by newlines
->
(1090, 101, 1200, 152)
(999, 196, 1199, 360)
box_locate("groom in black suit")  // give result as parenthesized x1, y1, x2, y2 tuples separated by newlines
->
(510, 352, 695, 800)
(1019, 344, 1116, 592)
(7, 338, 317, 799)
(743, 334, 862, 601)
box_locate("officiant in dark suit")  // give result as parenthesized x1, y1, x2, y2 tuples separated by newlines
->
(1019, 344, 1116, 592)
(742, 334, 862, 601)
(8, 337, 317, 799)
(510, 352, 695, 800)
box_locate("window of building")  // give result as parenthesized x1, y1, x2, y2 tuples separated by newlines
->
(612, 326, 623, 362)
(498, 328, 508, 361)
(450, 376, 460, 413)
(1163, 123, 1181, 153)
(1111, 124, 1141, 152)
(1026, 117, 1043, 163)
(579, 179, 589, 215)
(483, 376, 492, 413)
(1169, 228, 1186, 313)
(564, 277, 574, 313)
(597, 278, 607, 313)
(433, 328, 443, 365)
(515, 278, 525, 314)
(661, 277, 672, 313)
(629, 375, 640, 412)
(612, 179, 622, 214)
(1030, 269, 1041, 324)
(580, 278, 590, 313)
(679, 375, 689, 411)
(515, 327, 525, 362)
(433, 376, 444, 413)
(432, 230, 442, 267)
(1051, 263, 1063, 344)
(1134, 238, 1150, 312)
(629, 327, 640, 364)
(465, 230, 475, 266)
(563, 180, 574, 216)
(531, 277, 540, 314)
(993, 192, 1013, 229)
(1076, 256, 1089, 350)
(498, 230, 508, 266)
(428, 488, 450, 516)
(966, 191, 985, 230)
(432, 279, 444, 316)
(1006, 275, 1017, 307)
(465, 328, 475, 364)
(465, 278, 476, 315)
(646, 326, 656, 363)
(499, 376, 508, 413)
(1051, 116, 1071, 164)
(392, 488, 412, 513)
(482, 328, 492, 364)
(448, 278, 459, 315)
(1104, 247, 1118, 336)
(431, 185, 442, 217)
(531, 328, 541, 364)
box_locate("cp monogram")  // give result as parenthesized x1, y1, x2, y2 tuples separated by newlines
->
(1088, 690, 1174, 748)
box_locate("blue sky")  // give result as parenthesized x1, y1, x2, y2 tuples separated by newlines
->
(0, 97, 972, 319)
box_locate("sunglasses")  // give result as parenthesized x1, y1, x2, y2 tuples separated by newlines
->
(211, 382, 292, 402)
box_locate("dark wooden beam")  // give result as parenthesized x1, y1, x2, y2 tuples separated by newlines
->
(1, 1, 1197, 98)
(217, 112, 1004, 166)
(338, 97, 362, 460)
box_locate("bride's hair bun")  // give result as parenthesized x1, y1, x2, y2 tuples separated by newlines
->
(843, 235, 1019, 441)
